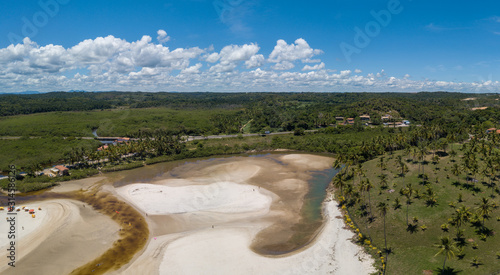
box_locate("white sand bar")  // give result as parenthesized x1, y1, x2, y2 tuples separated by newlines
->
(158, 199, 375, 275)
(115, 154, 376, 275)
(118, 182, 273, 215)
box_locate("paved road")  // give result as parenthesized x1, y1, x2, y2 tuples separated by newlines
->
(184, 131, 292, 141)
(0, 130, 318, 141)
(183, 130, 321, 141)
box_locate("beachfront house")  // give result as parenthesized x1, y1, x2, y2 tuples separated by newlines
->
(54, 165, 70, 176)
(47, 168, 59, 177)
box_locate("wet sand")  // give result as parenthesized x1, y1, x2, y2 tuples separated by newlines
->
(0, 200, 120, 275)
(0, 153, 375, 274)
(114, 154, 376, 274)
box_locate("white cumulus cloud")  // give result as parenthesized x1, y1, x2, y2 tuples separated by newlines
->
(181, 63, 202, 74)
(302, 62, 325, 71)
(0, 35, 498, 94)
(245, 54, 265, 69)
(157, 29, 171, 43)
(209, 43, 261, 73)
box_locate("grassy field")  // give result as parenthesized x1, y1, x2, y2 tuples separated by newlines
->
(0, 107, 244, 137)
(339, 145, 500, 274)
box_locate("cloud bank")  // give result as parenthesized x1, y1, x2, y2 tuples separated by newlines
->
(0, 32, 498, 93)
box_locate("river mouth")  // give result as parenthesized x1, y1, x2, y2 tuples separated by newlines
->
(0, 153, 336, 274)
(250, 166, 339, 255)
(113, 153, 337, 255)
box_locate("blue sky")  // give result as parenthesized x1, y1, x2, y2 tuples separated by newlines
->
(0, 0, 499, 93)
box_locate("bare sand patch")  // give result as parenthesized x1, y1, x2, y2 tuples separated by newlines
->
(117, 182, 273, 215)
(273, 178, 306, 191)
(0, 199, 119, 275)
(280, 154, 333, 170)
(50, 176, 107, 193)
(471, 106, 488, 110)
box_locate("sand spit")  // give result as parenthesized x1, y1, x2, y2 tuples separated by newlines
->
(114, 198, 375, 275)
(156, 199, 374, 275)
(114, 154, 375, 274)
(0, 200, 119, 275)
(118, 182, 273, 215)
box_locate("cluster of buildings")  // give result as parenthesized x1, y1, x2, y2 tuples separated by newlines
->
(486, 128, 500, 134)
(41, 165, 70, 178)
(335, 115, 371, 126)
(97, 137, 131, 151)
(334, 114, 410, 127)
(0, 165, 70, 181)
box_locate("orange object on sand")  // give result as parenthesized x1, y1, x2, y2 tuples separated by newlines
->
(32, 214, 35, 218)
(29, 209, 35, 214)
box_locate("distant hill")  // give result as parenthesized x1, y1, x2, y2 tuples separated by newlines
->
(9, 91, 44, 95)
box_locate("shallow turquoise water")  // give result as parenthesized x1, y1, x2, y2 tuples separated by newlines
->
(302, 167, 340, 221)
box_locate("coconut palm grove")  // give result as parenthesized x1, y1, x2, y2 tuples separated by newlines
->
(1, 91, 500, 274)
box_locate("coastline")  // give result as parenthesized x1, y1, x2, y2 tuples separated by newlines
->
(0, 153, 375, 274)
(112, 154, 375, 274)
(0, 200, 120, 275)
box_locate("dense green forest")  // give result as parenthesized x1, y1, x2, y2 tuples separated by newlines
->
(1, 92, 500, 273)
(1, 91, 500, 192)
(1, 91, 500, 136)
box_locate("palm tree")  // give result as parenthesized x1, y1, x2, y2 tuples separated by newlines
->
(434, 236, 458, 272)
(476, 197, 495, 226)
(451, 206, 471, 231)
(364, 179, 374, 217)
(377, 156, 386, 173)
(377, 202, 389, 275)
(379, 173, 389, 189)
(354, 163, 364, 186)
(332, 173, 347, 197)
(451, 163, 461, 185)
(333, 158, 342, 170)
(401, 183, 414, 225)
(447, 132, 457, 152)
(377, 202, 389, 251)
(418, 143, 428, 176)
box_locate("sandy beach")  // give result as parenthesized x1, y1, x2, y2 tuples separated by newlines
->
(0, 154, 375, 274)
(114, 154, 376, 274)
(0, 200, 119, 275)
